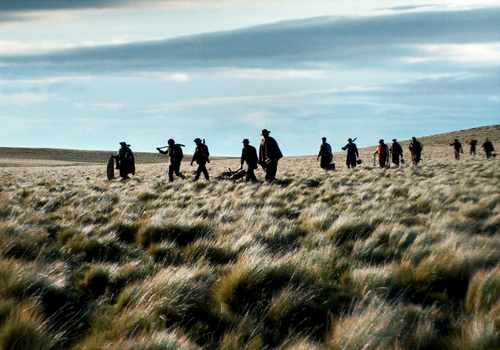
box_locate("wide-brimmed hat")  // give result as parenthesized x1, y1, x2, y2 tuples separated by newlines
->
(242, 139, 250, 143)
(261, 129, 270, 135)
(392, 139, 397, 141)
(119, 142, 127, 145)
(193, 138, 202, 143)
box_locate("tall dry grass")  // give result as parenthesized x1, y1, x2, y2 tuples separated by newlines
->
(0, 127, 499, 348)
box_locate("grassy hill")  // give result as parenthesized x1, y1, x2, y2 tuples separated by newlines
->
(0, 125, 499, 349)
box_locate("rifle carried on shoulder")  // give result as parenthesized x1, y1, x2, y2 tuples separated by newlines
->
(156, 144, 185, 151)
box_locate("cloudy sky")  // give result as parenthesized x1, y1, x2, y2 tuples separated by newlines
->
(1, 0, 499, 156)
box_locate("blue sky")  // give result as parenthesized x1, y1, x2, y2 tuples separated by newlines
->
(1, 0, 499, 156)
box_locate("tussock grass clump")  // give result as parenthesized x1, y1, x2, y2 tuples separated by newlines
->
(81, 265, 111, 297)
(67, 235, 121, 262)
(75, 329, 201, 350)
(182, 238, 237, 265)
(0, 300, 55, 350)
(136, 218, 214, 248)
(213, 254, 317, 315)
(466, 267, 500, 314)
(327, 296, 404, 350)
(327, 215, 379, 244)
(114, 266, 217, 335)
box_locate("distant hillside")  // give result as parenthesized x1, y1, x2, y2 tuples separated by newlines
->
(413, 124, 499, 147)
(0, 125, 498, 167)
(0, 147, 168, 167)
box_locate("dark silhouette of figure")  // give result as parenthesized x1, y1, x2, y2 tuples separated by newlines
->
(258, 129, 283, 182)
(468, 140, 477, 155)
(450, 139, 464, 160)
(482, 138, 495, 159)
(191, 138, 210, 181)
(157, 139, 185, 182)
(342, 138, 359, 168)
(115, 142, 135, 179)
(409, 137, 423, 165)
(317, 137, 333, 169)
(374, 139, 389, 168)
(240, 139, 258, 182)
(390, 139, 403, 166)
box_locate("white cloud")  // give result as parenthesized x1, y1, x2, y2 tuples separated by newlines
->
(0, 92, 54, 105)
(137, 72, 191, 81)
(211, 67, 327, 79)
(73, 102, 124, 110)
(404, 43, 500, 64)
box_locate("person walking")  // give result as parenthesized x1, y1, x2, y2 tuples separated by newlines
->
(374, 139, 389, 168)
(450, 139, 464, 160)
(342, 138, 359, 169)
(115, 142, 135, 180)
(468, 140, 477, 156)
(317, 137, 333, 169)
(409, 137, 423, 165)
(258, 129, 283, 182)
(390, 139, 404, 166)
(482, 138, 495, 159)
(239, 139, 258, 182)
(191, 138, 210, 181)
(157, 139, 185, 182)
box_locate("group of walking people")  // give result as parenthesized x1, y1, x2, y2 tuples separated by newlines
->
(318, 136, 423, 169)
(114, 129, 284, 182)
(450, 138, 495, 160)
(113, 132, 495, 181)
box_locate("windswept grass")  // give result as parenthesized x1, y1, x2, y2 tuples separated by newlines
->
(0, 126, 499, 348)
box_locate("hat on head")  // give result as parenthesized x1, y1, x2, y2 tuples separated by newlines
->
(392, 139, 397, 141)
(168, 139, 175, 144)
(242, 139, 250, 143)
(322, 137, 326, 140)
(120, 142, 127, 145)
(193, 138, 202, 143)
(261, 129, 270, 135)
(348, 138, 352, 142)
(379, 139, 384, 143)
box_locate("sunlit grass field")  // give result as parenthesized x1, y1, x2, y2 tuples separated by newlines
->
(0, 126, 499, 349)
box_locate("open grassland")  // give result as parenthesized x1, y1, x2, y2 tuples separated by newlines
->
(0, 126, 499, 349)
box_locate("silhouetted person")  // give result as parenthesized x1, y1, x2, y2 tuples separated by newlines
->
(258, 129, 283, 182)
(482, 138, 495, 159)
(191, 138, 210, 181)
(157, 139, 185, 182)
(239, 139, 258, 182)
(468, 140, 477, 155)
(409, 137, 423, 165)
(317, 137, 333, 169)
(450, 139, 463, 160)
(374, 139, 389, 168)
(342, 138, 359, 168)
(115, 142, 135, 179)
(390, 139, 403, 166)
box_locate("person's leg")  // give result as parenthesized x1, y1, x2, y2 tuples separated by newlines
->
(246, 167, 256, 181)
(168, 165, 174, 182)
(173, 164, 184, 179)
(194, 166, 201, 181)
(268, 162, 278, 181)
(201, 164, 209, 180)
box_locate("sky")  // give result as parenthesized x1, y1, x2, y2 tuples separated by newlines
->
(1, 0, 499, 156)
